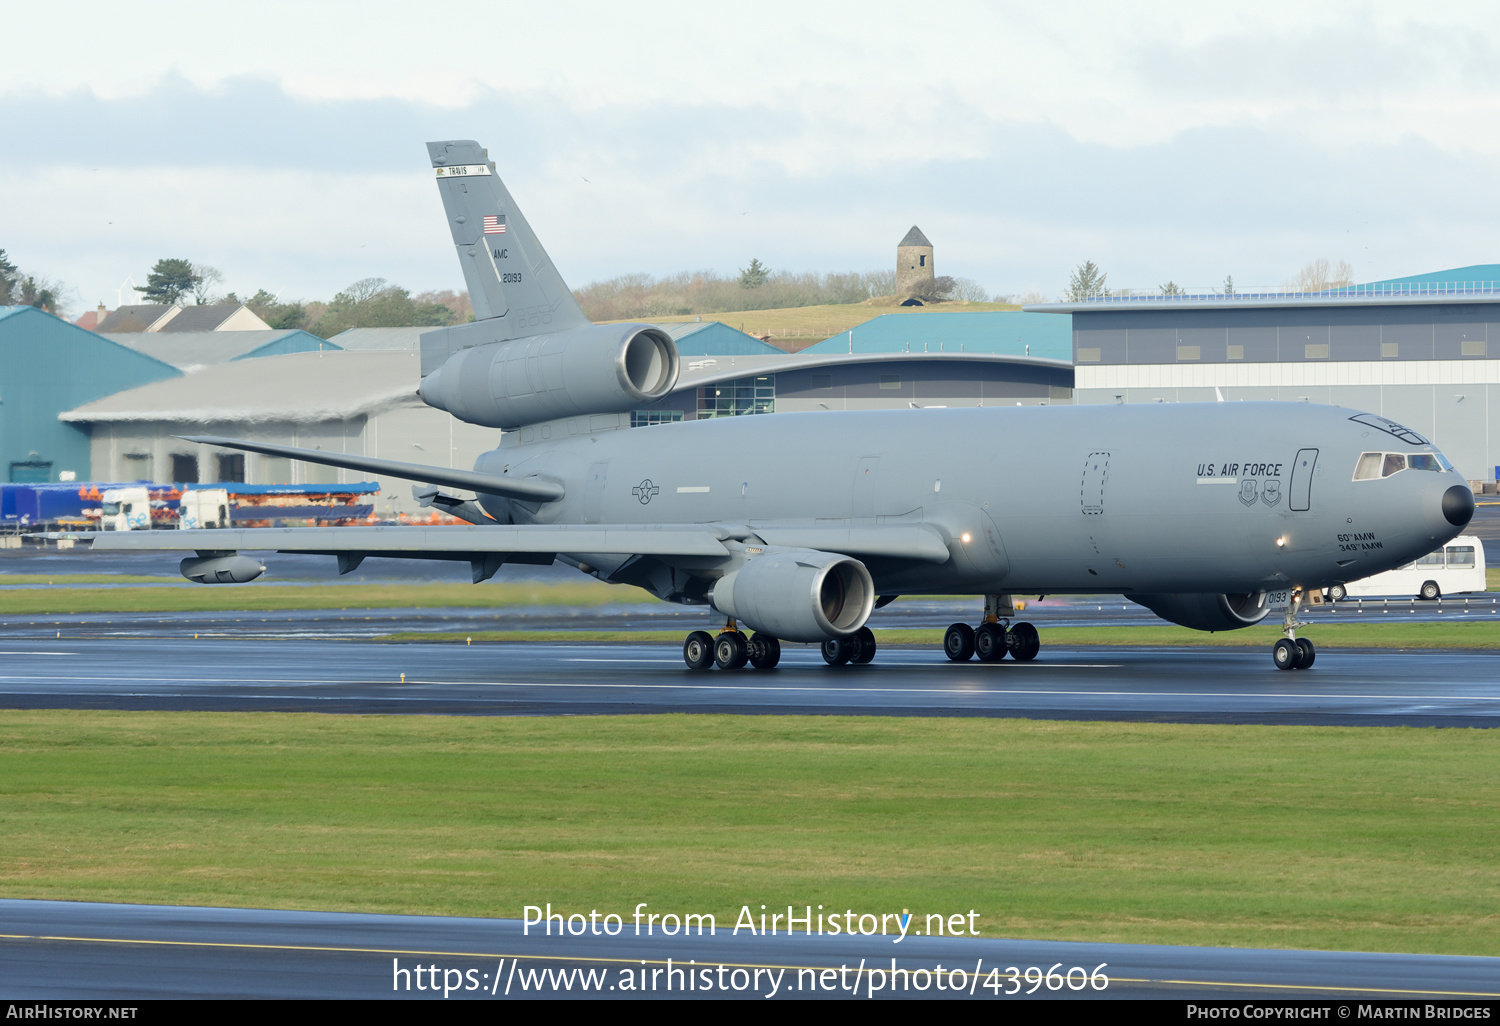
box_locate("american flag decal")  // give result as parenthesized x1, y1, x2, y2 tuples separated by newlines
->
(483, 214, 506, 234)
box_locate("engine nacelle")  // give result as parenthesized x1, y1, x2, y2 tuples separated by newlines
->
(1130, 592, 1274, 632)
(417, 322, 679, 429)
(709, 548, 875, 643)
(180, 554, 266, 584)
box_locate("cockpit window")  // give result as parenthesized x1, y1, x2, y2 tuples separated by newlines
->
(1349, 413, 1428, 445)
(1354, 450, 1454, 480)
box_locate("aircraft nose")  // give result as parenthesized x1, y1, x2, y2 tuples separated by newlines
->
(1442, 484, 1475, 528)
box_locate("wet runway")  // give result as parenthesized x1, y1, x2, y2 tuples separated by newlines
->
(0, 635, 1495, 726)
(2, 899, 1496, 1000)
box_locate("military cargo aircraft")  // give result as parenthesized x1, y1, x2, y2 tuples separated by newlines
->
(91, 140, 1476, 672)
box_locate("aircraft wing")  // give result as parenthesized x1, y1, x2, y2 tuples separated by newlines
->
(86, 522, 952, 563)
(175, 435, 564, 503)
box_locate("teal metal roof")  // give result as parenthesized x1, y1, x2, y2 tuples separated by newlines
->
(1362, 264, 1500, 287)
(0, 306, 181, 484)
(657, 321, 784, 356)
(801, 311, 1073, 361)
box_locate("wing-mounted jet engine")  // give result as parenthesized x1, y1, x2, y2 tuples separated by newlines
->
(1129, 592, 1274, 632)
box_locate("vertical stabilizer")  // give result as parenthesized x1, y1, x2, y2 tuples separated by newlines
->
(427, 140, 590, 341)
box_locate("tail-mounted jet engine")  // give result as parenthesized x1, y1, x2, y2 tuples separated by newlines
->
(709, 549, 876, 643)
(418, 322, 679, 429)
(1129, 592, 1274, 632)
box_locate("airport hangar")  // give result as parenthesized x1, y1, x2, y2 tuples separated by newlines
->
(53, 314, 1074, 516)
(1032, 266, 1500, 487)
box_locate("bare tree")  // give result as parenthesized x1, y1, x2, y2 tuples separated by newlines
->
(191, 264, 225, 305)
(1290, 258, 1354, 293)
(951, 277, 991, 302)
(910, 275, 956, 303)
(1016, 289, 1049, 305)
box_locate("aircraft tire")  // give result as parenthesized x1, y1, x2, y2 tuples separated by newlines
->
(1296, 637, 1316, 669)
(1420, 581, 1440, 600)
(1273, 637, 1300, 671)
(683, 631, 715, 670)
(1328, 584, 1347, 602)
(943, 623, 975, 662)
(715, 631, 749, 670)
(821, 638, 852, 666)
(975, 623, 1008, 662)
(1009, 621, 1040, 661)
(748, 634, 781, 669)
(851, 626, 877, 664)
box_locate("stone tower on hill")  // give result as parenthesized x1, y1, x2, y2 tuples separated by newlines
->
(896, 225, 934, 296)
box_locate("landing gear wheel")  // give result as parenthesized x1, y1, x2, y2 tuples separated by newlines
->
(1329, 584, 1347, 602)
(714, 631, 749, 670)
(850, 626, 877, 664)
(1008, 621, 1040, 662)
(1296, 637, 1316, 669)
(821, 637, 852, 666)
(1273, 637, 1300, 671)
(747, 634, 781, 670)
(1420, 581, 1440, 600)
(943, 622, 976, 662)
(683, 631, 715, 670)
(974, 622, 1009, 663)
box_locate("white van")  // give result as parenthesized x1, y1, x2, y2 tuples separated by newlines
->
(99, 487, 152, 531)
(178, 488, 230, 530)
(1327, 535, 1487, 601)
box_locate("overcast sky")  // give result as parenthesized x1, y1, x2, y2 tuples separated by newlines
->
(3, 1, 1498, 314)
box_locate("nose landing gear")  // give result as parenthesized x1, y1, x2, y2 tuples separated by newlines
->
(945, 594, 1041, 663)
(1272, 588, 1317, 670)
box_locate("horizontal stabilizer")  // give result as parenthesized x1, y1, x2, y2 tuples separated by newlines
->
(177, 435, 564, 503)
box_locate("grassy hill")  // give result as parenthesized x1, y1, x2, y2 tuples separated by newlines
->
(606, 299, 1021, 352)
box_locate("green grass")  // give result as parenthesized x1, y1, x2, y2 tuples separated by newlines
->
(0, 580, 656, 614)
(0, 574, 181, 586)
(0, 711, 1496, 954)
(387, 620, 1500, 649)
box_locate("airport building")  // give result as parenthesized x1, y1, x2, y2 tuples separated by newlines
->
(1035, 269, 1500, 483)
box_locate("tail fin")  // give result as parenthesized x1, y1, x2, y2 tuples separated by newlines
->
(427, 140, 590, 341)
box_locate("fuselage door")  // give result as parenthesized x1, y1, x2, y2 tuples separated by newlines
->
(1289, 448, 1318, 512)
(1081, 452, 1110, 515)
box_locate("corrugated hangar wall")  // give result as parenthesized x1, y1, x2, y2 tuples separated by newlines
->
(1070, 302, 1500, 482)
(0, 307, 181, 483)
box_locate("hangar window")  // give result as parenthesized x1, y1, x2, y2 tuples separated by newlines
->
(1381, 342, 1399, 359)
(879, 375, 901, 390)
(1176, 345, 1200, 361)
(697, 376, 774, 418)
(1076, 348, 1100, 362)
(1226, 344, 1244, 360)
(1304, 343, 1329, 360)
(1462, 341, 1486, 357)
(630, 410, 684, 428)
(216, 454, 245, 483)
(171, 454, 199, 484)
(808, 374, 833, 389)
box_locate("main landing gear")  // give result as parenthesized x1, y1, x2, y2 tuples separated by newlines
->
(1272, 588, 1317, 671)
(683, 620, 782, 671)
(821, 626, 877, 666)
(944, 594, 1041, 664)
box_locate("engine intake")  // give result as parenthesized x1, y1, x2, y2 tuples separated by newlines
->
(1130, 592, 1273, 632)
(418, 322, 679, 429)
(710, 548, 875, 643)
